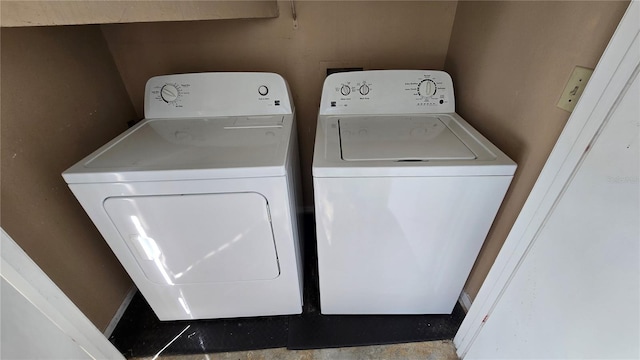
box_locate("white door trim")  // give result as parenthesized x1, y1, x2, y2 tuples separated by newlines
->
(454, 1, 639, 357)
(0, 228, 125, 359)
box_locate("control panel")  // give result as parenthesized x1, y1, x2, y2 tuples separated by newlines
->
(319, 70, 455, 115)
(145, 72, 293, 119)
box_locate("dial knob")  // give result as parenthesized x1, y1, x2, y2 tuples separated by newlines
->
(340, 85, 351, 96)
(161, 84, 179, 103)
(258, 85, 269, 96)
(359, 84, 370, 96)
(417, 79, 437, 97)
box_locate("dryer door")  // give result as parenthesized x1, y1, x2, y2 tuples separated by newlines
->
(103, 192, 280, 285)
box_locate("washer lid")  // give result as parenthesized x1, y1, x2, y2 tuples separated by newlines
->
(339, 116, 476, 161)
(313, 113, 517, 177)
(63, 116, 290, 183)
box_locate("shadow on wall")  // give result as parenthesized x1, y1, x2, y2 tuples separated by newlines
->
(0, 25, 137, 330)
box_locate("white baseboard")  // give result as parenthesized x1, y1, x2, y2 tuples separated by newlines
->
(103, 285, 137, 337)
(458, 290, 472, 313)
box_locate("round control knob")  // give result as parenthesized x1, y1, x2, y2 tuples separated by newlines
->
(258, 85, 269, 96)
(417, 79, 437, 98)
(160, 84, 179, 103)
(359, 84, 370, 96)
(340, 85, 351, 96)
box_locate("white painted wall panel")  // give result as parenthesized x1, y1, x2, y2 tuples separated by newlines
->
(1, 279, 92, 359)
(465, 71, 639, 359)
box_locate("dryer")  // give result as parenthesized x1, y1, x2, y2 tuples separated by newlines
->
(313, 70, 516, 315)
(63, 73, 303, 320)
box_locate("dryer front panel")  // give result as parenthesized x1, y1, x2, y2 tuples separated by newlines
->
(104, 192, 280, 285)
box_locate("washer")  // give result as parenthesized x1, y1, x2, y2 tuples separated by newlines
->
(313, 70, 516, 315)
(63, 72, 303, 320)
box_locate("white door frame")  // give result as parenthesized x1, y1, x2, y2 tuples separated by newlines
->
(454, 1, 639, 357)
(0, 228, 125, 359)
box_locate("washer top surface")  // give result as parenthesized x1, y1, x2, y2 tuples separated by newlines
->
(313, 70, 516, 177)
(339, 116, 476, 161)
(64, 115, 293, 183)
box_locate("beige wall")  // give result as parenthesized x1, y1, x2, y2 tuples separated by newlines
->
(1, 26, 137, 330)
(445, 1, 629, 300)
(101, 0, 459, 204)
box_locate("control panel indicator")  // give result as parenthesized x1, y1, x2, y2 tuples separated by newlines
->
(161, 84, 180, 103)
(320, 71, 454, 114)
(417, 79, 437, 98)
(145, 74, 293, 118)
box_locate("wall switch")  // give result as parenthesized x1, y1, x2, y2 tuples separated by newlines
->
(557, 66, 593, 112)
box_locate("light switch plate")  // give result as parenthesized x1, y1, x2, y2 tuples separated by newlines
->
(557, 66, 594, 112)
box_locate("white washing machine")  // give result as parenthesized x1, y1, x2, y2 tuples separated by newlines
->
(63, 72, 304, 320)
(313, 70, 516, 315)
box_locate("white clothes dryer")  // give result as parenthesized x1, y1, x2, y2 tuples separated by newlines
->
(63, 73, 304, 320)
(312, 70, 516, 315)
